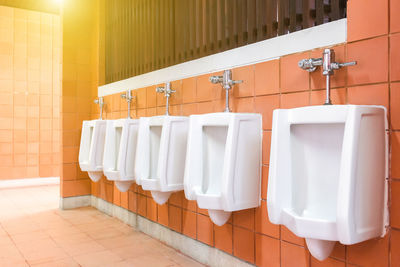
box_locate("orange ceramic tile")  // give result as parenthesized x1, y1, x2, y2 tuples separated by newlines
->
(182, 103, 197, 116)
(168, 205, 182, 233)
(281, 241, 309, 267)
(0, 104, 13, 117)
(146, 107, 157, 117)
(390, 34, 400, 82)
(128, 191, 137, 213)
(0, 154, 12, 166)
(262, 131, 271, 165)
(281, 226, 305, 246)
(310, 257, 345, 267)
(39, 154, 52, 165)
(146, 198, 157, 222)
(14, 143, 26, 154)
(233, 208, 255, 230)
(255, 59, 280, 96)
(182, 197, 197, 212)
(310, 88, 346, 106)
(347, 37, 388, 86)
(330, 243, 346, 262)
(254, 95, 280, 130)
(232, 97, 255, 113)
(113, 186, 121, 206)
(310, 45, 347, 90)
(197, 101, 213, 114)
(0, 143, 12, 154)
(233, 226, 255, 263)
(348, 83, 389, 109)
(391, 83, 400, 130)
(62, 163, 77, 181)
(182, 210, 197, 239)
(281, 52, 310, 93)
(261, 165, 268, 200)
(157, 203, 169, 227)
(62, 179, 91, 198)
(156, 83, 167, 107)
(255, 233, 280, 267)
(137, 195, 147, 217)
(182, 77, 196, 103)
(255, 200, 280, 238)
(391, 229, 400, 266)
(120, 191, 128, 209)
(136, 88, 147, 109)
(0, 118, 12, 130)
(197, 214, 214, 246)
(169, 191, 183, 207)
(196, 72, 222, 102)
(280, 91, 310, 109)
(391, 0, 400, 33)
(14, 154, 26, 166)
(0, 129, 12, 142)
(347, 0, 388, 41)
(232, 65, 255, 98)
(391, 180, 400, 227)
(39, 165, 53, 177)
(347, 235, 389, 267)
(170, 80, 182, 105)
(214, 223, 233, 254)
(146, 86, 157, 108)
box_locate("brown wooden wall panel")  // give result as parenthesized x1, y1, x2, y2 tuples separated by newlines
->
(105, 0, 347, 84)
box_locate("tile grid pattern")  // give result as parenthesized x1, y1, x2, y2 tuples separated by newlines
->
(0, 185, 203, 266)
(0, 6, 61, 179)
(62, 0, 400, 266)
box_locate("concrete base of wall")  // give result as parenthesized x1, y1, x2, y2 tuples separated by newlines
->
(60, 195, 253, 267)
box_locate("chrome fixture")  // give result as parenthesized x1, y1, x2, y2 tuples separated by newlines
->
(94, 97, 104, 120)
(298, 49, 356, 105)
(121, 90, 134, 119)
(156, 82, 175, 116)
(209, 69, 243, 112)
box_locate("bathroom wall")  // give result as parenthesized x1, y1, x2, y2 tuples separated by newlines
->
(0, 6, 60, 179)
(61, 0, 400, 266)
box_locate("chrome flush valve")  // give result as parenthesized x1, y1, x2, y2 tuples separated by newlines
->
(121, 90, 134, 119)
(299, 48, 357, 105)
(94, 97, 104, 120)
(209, 70, 243, 112)
(156, 82, 175, 116)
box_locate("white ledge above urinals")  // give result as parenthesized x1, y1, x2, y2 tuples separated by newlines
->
(103, 118, 139, 192)
(267, 105, 388, 261)
(135, 115, 189, 204)
(78, 119, 107, 182)
(184, 112, 262, 226)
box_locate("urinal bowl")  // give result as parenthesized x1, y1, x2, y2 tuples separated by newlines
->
(103, 119, 139, 192)
(79, 119, 107, 182)
(135, 116, 189, 204)
(267, 105, 388, 261)
(184, 112, 262, 226)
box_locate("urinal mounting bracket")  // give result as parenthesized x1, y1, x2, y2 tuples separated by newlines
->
(298, 48, 356, 105)
(121, 90, 135, 119)
(209, 69, 243, 112)
(94, 97, 104, 120)
(156, 82, 175, 116)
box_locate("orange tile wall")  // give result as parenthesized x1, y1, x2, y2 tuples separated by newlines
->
(0, 6, 60, 179)
(63, 0, 400, 266)
(60, 0, 99, 197)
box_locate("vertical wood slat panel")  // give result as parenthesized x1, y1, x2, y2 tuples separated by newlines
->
(105, 0, 347, 83)
(315, 0, 324, 25)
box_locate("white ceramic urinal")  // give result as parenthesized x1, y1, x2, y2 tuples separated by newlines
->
(103, 118, 139, 192)
(267, 105, 388, 261)
(135, 115, 189, 204)
(79, 119, 107, 182)
(135, 83, 189, 205)
(184, 112, 262, 226)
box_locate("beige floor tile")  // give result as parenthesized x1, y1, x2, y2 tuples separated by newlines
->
(0, 185, 204, 267)
(73, 250, 123, 267)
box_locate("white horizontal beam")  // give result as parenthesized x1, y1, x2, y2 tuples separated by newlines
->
(98, 19, 347, 97)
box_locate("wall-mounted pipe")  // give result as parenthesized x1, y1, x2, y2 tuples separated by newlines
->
(209, 70, 242, 112)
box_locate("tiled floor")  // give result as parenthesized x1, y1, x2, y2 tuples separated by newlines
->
(0, 185, 203, 267)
